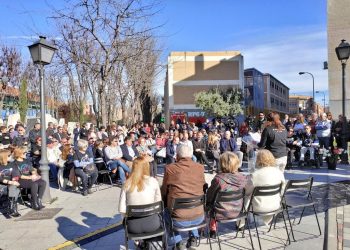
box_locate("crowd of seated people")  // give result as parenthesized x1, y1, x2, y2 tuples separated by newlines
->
(0, 111, 346, 224)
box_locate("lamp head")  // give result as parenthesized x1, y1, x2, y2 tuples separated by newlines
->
(28, 36, 57, 65)
(299, 72, 305, 75)
(335, 39, 350, 62)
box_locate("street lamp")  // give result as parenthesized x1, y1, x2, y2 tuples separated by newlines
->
(28, 36, 57, 202)
(299, 72, 315, 113)
(335, 39, 350, 117)
(316, 91, 326, 112)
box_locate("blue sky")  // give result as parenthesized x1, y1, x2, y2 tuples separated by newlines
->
(0, 0, 328, 105)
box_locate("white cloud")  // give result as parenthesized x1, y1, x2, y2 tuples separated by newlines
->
(234, 27, 328, 93)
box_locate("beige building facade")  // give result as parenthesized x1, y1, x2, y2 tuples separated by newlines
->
(289, 94, 324, 116)
(164, 51, 244, 126)
(328, 0, 350, 118)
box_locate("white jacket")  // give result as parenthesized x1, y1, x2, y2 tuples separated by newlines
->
(246, 166, 285, 213)
(118, 176, 161, 215)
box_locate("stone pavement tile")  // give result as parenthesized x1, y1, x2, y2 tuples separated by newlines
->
(345, 239, 350, 248)
(0, 228, 28, 241)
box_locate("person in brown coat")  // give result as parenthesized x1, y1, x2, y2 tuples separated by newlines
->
(161, 144, 206, 250)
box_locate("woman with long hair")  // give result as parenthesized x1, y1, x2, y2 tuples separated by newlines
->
(10, 146, 46, 210)
(258, 112, 288, 172)
(0, 149, 21, 217)
(58, 145, 75, 190)
(206, 133, 221, 172)
(118, 156, 161, 235)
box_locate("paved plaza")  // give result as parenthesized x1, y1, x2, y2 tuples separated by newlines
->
(0, 164, 349, 250)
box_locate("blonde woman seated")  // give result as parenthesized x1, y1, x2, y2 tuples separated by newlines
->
(206, 152, 248, 238)
(118, 156, 162, 235)
(245, 149, 285, 225)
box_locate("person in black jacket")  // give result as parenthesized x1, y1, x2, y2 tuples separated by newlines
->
(165, 136, 180, 164)
(28, 123, 41, 145)
(0, 126, 12, 146)
(12, 125, 28, 147)
(255, 112, 266, 132)
(258, 112, 288, 172)
(79, 123, 89, 141)
(299, 125, 318, 166)
(120, 136, 139, 169)
(193, 131, 214, 172)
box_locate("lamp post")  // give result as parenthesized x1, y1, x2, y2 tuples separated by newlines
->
(335, 39, 350, 117)
(28, 36, 57, 202)
(299, 72, 315, 113)
(316, 91, 326, 112)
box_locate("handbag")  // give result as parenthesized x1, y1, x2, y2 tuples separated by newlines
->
(156, 148, 166, 158)
(0, 184, 8, 197)
(83, 163, 97, 174)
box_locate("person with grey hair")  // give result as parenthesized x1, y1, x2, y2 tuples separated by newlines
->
(161, 144, 206, 249)
(73, 139, 98, 196)
(176, 144, 193, 159)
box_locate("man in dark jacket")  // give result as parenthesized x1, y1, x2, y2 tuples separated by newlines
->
(255, 112, 266, 132)
(161, 144, 205, 249)
(193, 131, 214, 172)
(53, 126, 67, 143)
(12, 125, 28, 147)
(120, 136, 139, 168)
(79, 123, 89, 141)
(46, 122, 55, 137)
(28, 123, 41, 145)
(220, 131, 243, 169)
(165, 136, 180, 164)
(73, 123, 81, 146)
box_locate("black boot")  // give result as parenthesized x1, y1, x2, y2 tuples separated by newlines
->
(10, 198, 21, 217)
(38, 199, 45, 209)
(31, 199, 40, 211)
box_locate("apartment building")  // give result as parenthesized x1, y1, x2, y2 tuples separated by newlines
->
(263, 73, 289, 114)
(164, 51, 244, 126)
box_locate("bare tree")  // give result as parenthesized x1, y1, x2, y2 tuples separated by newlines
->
(0, 45, 22, 112)
(50, 0, 162, 126)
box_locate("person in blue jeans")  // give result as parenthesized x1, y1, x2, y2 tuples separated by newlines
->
(161, 144, 206, 250)
(104, 136, 131, 183)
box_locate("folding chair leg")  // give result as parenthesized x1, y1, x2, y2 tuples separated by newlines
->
(235, 222, 240, 238)
(313, 205, 322, 235)
(163, 233, 168, 250)
(253, 214, 262, 250)
(268, 215, 275, 232)
(273, 213, 279, 229)
(297, 207, 306, 224)
(285, 207, 296, 242)
(207, 224, 212, 250)
(107, 174, 113, 185)
(217, 222, 222, 250)
(125, 237, 128, 250)
(281, 212, 291, 245)
(246, 218, 254, 250)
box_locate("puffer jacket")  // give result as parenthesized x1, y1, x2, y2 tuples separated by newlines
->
(206, 172, 247, 220)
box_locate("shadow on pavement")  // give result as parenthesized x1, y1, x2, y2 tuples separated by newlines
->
(55, 212, 122, 249)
